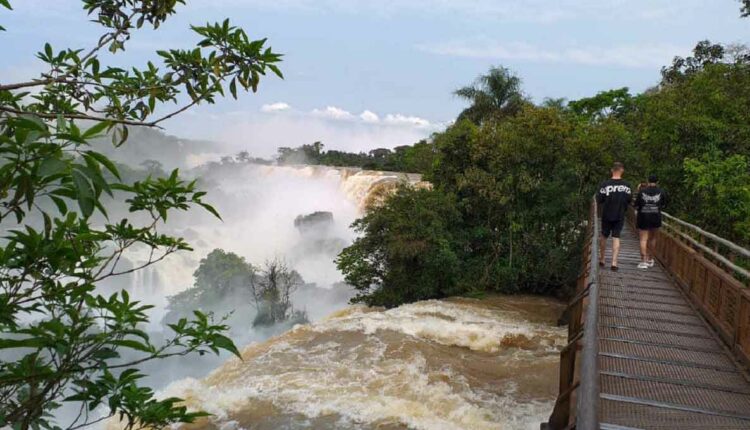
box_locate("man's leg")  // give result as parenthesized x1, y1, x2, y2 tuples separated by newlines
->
(611, 219, 624, 269)
(612, 237, 621, 268)
(648, 230, 657, 260)
(599, 220, 611, 265)
(639, 230, 649, 262)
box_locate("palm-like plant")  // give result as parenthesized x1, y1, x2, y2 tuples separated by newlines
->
(454, 66, 526, 124)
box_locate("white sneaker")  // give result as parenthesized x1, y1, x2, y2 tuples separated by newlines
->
(637, 262, 649, 269)
(648, 259, 655, 267)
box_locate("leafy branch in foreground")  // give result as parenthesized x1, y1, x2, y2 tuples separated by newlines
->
(0, 1, 281, 429)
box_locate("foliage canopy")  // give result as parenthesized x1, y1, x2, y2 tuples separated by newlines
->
(339, 39, 750, 307)
(0, 1, 281, 428)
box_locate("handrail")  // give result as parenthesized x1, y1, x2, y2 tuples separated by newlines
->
(576, 197, 601, 430)
(662, 220, 750, 280)
(662, 212, 750, 259)
(545, 197, 602, 430)
(639, 209, 750, 368)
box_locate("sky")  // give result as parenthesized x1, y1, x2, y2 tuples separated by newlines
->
(1, 0, 749, 157)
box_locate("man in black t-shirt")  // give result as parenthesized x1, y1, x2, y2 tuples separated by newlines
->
(596, 162, 632, 271)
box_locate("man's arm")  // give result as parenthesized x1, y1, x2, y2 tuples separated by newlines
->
(596, 182, 606, 204)
(635, 190, 643, 210)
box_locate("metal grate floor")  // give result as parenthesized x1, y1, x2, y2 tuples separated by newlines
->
(597, 224, 750, 429)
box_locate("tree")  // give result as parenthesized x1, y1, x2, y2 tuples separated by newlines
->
(368, 148, 392, 160)
(337, 187, 463, 307)
(338, 73, 627, 306)
(568, 88, 634, 120)
(661, 41, 726, 84)
(630, 40, 750, 241)
(454, 66, 526, 124)
(249, 258, 304, 326)
(235, 150, 251, 163)
(683, 155, 750, 244)
(139, 159, 164, 175)
(0, 1, 282, 429)
(741, 0, 750, 17)
(165, 249, 256, 324)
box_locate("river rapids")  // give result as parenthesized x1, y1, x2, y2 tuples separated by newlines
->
(112, 164, 565, 430)
(158, 295, 564, 430)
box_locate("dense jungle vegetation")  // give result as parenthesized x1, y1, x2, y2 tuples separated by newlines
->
(337, 41, 750, 307)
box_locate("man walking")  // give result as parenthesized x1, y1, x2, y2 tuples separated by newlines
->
(635, 175, 667, 269)
(597, 162, 632, 271)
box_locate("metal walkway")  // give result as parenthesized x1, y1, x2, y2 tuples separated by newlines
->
(597, 224, 750, 429)
(546, 200, 750, 430)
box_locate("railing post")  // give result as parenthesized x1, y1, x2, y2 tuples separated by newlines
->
(576, 197, 601, 430)
(545, 197, 602, 430)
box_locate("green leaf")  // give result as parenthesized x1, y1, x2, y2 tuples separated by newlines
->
(38, 158, 68, 177)
(110, 339, 153, 353)
(71, 169, 94, 217)
(0, 337, 47, 349)
(49, 195, 68, 215)
(82, 121, 111, 139)
(212, 334, 241, 358)
(229, 78, 237, 99)
(14, 115, 48, 133)
(268, 64, 284, 79)
(0, 0, 10, 11)
(197, 202, 222, 221)
(85, 151, 121, 180)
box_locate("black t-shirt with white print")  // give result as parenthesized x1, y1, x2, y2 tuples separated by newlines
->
(636, 186, 667, 217)
(597, 178, 632, 222)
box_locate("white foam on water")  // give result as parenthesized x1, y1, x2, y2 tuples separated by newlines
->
(158, 300, 564, 430)
(312, 300, 563, 353)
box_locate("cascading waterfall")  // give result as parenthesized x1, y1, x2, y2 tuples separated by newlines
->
(120, 164, 424, 298)
(106, 163, 564, 430)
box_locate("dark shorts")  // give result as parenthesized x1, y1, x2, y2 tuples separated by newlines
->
(601, 218, 624, 238)
(637, 213, 662, 230)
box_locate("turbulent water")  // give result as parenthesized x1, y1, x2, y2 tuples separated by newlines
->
(107, 164, 565, 430)
(159, 296, 565, 430)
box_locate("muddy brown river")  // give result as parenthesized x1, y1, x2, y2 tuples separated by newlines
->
(157, 295, 565, 430)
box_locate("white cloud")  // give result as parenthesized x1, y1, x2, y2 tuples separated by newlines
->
(164, 106, 446, 159)
(261, 102, 291, 112)
(176, 113, 435, 158)
(417, 40, 688, 68)
(311, 106, 355, 120)
(359, 110, 380, 123)
(384, 114, 431, 128)
(258, 104, 437, 130)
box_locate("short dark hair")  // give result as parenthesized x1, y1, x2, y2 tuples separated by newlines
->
(612, 162, 624, 172)
(648, 174, 658, 183)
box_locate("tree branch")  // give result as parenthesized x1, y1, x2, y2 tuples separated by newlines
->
(0, 105, 163, 128)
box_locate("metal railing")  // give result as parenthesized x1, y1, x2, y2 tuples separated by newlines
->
(545, 197, 600, 430)
(546, 202, 750, 429)
(632, 209, 750, 367)
(661, 212, 750, 281)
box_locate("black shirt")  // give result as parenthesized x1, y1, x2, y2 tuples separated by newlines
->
(636, 186, 667, 216)
(597, 178, 632, 221)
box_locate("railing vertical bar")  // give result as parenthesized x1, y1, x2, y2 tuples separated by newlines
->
(577, 197, 601, 430)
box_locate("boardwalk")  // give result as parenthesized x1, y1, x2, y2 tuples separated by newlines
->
(598, 224, 750, 429)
